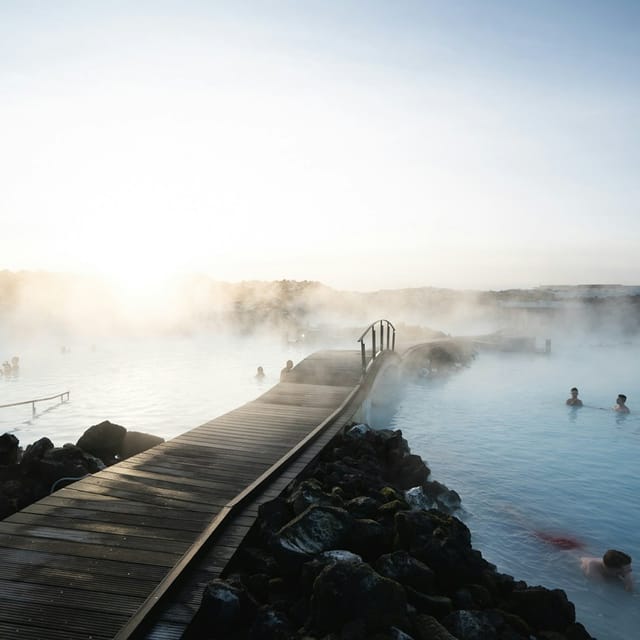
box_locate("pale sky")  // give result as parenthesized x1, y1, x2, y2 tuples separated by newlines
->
(2, 1, 639, 292)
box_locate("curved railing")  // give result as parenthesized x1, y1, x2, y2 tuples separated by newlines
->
(357, 319, 396, 373)
(0, 391, 70, 416)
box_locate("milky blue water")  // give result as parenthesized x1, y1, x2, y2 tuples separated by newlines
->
(0, 333, 325, 446)
(391, 346, 640, 640)
(2, 333, 639, 638)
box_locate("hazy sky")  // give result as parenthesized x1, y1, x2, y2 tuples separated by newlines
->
(2, 1, 639, 292)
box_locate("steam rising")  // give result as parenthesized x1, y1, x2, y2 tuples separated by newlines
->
(2, 271, 639, 347)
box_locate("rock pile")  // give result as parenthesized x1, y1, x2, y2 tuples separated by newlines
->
(186, 424, 592, 640)
(0, 420, 163, 520)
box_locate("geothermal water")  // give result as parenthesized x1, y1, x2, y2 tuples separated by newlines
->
(0, 333, 328, 445)
(391, 346, 640, 640)
(2, 333, 639, 637)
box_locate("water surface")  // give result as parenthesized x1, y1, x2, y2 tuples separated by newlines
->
(391, 346, 640, 640)
(0, 333, 324, 445)
(3, 333, 639, 638)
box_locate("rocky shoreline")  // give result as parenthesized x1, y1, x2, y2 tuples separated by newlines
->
(0, 420, 163, 521)
(185, 424, 593, 640)
(0, 414, 596, 639)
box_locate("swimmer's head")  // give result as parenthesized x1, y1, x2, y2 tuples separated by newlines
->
(603, 549, 632, 569)
(617, 394, 627, 404)
(570, 387, 579, 395)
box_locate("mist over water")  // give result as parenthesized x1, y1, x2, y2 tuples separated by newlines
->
(2, 272, 639, 638)
(2, 273, 640, 445)
(0, 332, 332, 445)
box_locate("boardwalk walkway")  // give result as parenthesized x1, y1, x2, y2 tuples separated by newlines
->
(0, 349, 388, 640)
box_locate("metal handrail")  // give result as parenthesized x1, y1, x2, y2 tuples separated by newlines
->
(0, 391, 70, 415)
(357, 319, 396, 373)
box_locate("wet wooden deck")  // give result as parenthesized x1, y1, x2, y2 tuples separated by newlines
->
(0, 350, 372, 640)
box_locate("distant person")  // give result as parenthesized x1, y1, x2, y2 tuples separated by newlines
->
(614, 394, 630, 414)
(255, 366, 265, 380)
(2, 361, 11, 375)
(11, 356, 19, 371)
(581, 549, 633, 592)
(280, 359, 294, 381)
(566, 387, 583, 407)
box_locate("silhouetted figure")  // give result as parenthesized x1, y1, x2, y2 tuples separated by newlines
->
(255, 366, 265, 380)
(566, 387, 583, 407)
(614, 394, 630, 414)
(280, 360, 294, 381)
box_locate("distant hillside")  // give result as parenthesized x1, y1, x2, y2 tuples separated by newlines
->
(1, 270, 639, 337)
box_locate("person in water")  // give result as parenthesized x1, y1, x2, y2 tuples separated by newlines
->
(566, 387, 583, 407)
(581, 549, 633, 592)
(614, 394, 630, 413)
(280, 359, 294, 381)
(255, 366, 265, 380)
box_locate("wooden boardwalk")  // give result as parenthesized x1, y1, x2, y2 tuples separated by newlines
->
(0, 349, 384, 640)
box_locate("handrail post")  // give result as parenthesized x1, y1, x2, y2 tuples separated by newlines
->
(372, 327, 376, 361)
(355, 320, 397, 373)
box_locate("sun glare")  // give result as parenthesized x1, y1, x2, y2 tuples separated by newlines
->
(96, 256, 178, 315)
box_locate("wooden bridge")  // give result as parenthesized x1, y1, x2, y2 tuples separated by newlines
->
(0, 322, 403, 639)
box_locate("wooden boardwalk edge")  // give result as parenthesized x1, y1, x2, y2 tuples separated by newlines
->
(0, 348, 401, 640)
(116, 381, 365, 640)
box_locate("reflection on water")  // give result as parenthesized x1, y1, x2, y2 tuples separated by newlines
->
(391, 347, 640, 640)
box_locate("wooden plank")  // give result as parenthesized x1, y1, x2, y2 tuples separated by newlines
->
(97, 466, 255, 493)
(0, 579, 143, 614)
(187, 426, 319, 441)
(150, 448, 279, 467)
(221, 404, 332, 420)
(182, 420, 320, 438)
(190, 413, 326, 431)
(157, 442, 277, 460)
(170, 436, 306, 453)
(197, 420, 323, 434)
(0, 598, 131, 638)
(113, 462, 271, 485)
(22, 502, 207, 533)
(117, 452, 272, 474)
(0, 547, 168, 580)
(0, 521, 189, 554)
(0, 621, 108, 640)
(61, 477, 230, 511)
(0, 533, 180, 566)
(0, 561, 159, 597)
(162, 445, 287, 462)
